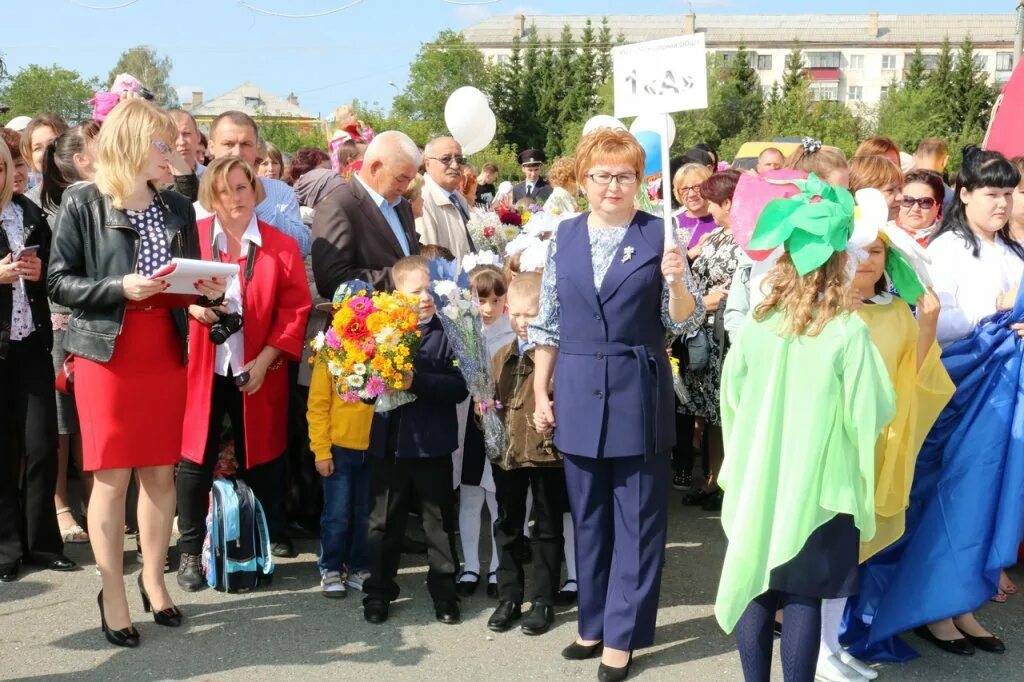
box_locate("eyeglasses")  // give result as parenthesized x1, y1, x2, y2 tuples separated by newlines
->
(676, 185, 702, 196)
(153, 140, 173, 155)
(586, 171, 638, 186)
(900, 195, 937, 210)
(428, 155, 467, 167)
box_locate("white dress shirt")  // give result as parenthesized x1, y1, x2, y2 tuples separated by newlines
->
(213, 215, 262, 377)
(928, 230, 1024, 345)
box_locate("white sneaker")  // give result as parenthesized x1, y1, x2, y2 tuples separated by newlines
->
(321, 570, 347, 598)
(838, 651, 878, 680)
(815, 648, 867, 682)
(345, 570, 371, 591)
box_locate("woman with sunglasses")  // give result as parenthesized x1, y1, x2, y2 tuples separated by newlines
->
(48, 100, 225, 647)
(897, 170, 945, 247)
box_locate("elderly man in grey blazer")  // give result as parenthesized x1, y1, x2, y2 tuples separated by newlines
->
(311, 131, 422, 297)
(416, 136, 477, 261)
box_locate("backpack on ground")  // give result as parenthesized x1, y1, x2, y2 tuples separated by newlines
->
(202, 477, 274, 592)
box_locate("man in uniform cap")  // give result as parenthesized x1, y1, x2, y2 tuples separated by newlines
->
(512, 148, 553, 203)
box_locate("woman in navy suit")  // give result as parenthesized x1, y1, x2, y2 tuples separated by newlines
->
(530, 128, 704, 680)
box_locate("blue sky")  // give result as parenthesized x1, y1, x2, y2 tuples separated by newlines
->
(5, 0, 1017, 120)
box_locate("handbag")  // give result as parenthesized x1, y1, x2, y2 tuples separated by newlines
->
(684, 328, 711, 373)
(55, 355, 75, 395)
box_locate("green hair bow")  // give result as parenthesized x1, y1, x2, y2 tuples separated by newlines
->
(748, 174, 856, 276)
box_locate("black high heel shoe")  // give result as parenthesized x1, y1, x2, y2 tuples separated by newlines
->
(597, 651, 633, 682)
(137, 574, 183, 627)
(97, 591, 140, 648)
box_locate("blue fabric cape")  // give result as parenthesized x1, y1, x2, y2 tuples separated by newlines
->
(843, 282, 1024, 661)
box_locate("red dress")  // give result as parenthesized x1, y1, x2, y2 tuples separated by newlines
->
(77, 202, 186, 471)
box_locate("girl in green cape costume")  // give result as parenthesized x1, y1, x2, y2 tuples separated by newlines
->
(715, 181, 896, 680)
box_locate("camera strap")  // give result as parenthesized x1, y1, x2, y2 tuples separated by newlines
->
(214, 237, 258, 304)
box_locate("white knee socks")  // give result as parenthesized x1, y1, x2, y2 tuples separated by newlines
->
(563, 512, 577, 584)
(458, 485, 498, 579)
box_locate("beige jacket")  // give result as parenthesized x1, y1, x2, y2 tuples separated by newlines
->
(415, 175, 474, 260)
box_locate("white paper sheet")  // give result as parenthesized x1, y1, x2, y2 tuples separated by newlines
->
(150, 258, 239, 294)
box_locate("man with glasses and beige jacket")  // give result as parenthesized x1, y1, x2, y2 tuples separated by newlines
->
(416, 137, 477, 261)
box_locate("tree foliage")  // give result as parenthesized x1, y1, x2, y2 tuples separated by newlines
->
(392, 29, 491, 136)
(108, 46, 177, 107)
(1, 64, 100, 123)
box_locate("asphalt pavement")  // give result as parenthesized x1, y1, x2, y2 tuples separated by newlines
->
(2, 499, 1022, 681)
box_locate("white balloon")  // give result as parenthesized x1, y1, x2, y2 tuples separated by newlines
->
(582, 115, 626, 137)
(445, 86, 491, 142)
(629, 114, 676, 147)
(460, 108, 496, 156)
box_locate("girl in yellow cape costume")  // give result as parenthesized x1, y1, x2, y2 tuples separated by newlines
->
(815, 190, 955, 682)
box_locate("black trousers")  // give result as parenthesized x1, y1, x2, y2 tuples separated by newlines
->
(175, 374, 287, 555)
(0, 334, 61, 565)
(285, 361, 321, 529)
(492, 465, 568, 605)
(363, 454, 457, 604)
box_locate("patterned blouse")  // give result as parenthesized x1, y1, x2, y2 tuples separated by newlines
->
(128, 201, 172, 277)
(2, 201, 33, 340)
(529, 223, 705, 347)
(690, 227, 742, 328)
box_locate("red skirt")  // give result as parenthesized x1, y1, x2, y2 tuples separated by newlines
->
(76, 309, 186, 471)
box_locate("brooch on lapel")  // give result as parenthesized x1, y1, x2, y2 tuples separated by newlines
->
(621, 246, 635, 263)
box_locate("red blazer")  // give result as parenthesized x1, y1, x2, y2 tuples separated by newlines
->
(181, 216, 312, 468)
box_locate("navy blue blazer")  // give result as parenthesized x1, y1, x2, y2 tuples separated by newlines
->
(552, 211, 675, 459)
(370, 315, 468, 459)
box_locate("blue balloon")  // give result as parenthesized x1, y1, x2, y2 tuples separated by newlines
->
(634, 130, 662, 176)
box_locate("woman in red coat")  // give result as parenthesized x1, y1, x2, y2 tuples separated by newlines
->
(175, 157, 311, 591)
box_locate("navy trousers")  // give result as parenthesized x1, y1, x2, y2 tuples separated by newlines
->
(563, 452, 671, 650)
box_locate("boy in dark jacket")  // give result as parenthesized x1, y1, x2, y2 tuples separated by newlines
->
(485, 272, 568, 636)
(362, 256, 468, 625)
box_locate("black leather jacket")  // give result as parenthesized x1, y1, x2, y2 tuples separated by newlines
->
(47, 183, 200, 363)
(0, 194, 53, 359)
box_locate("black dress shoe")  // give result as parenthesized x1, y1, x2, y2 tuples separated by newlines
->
(37, 555, 77, 572)
(487, 601, 522, 632)
(270, 540, 295, 558)
(914, 626, 975, 656)
(177, 552, 207, 592)
(562, 640, 604, 660)
(557, 579, 578, 605)
(455, 571, 479, 597)
(138, 574, 183, 627)
(363, 598, 390, 624)
(97, 591, 140, 648)
(0, 561, 19, 582)
(434, 600, 461, 625)
(955, 625, 1006, 653)
(486, 574, 498, 599)
(521, 603, 555, 635)
(597, 652, 633, 682)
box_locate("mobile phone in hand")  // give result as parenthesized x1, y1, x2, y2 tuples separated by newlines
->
(13, 245, 38, 260)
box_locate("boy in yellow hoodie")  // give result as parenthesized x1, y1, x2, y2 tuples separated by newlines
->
(308, 280, 377, 598)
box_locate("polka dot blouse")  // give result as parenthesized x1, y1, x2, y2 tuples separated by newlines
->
(128, 201, 172, 277)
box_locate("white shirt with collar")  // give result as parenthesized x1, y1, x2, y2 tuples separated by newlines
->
(213, 214, 262, 377)
(928, 230, 1024, 345)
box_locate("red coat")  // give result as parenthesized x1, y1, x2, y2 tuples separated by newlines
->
(181, 216, 312, 468)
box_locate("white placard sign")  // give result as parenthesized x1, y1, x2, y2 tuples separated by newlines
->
(612, 34, 708, 119)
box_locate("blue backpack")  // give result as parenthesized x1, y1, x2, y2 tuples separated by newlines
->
(202, 478, 274, 592)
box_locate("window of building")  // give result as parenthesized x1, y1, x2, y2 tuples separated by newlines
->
(880, 85, 891, 99)
(850, 54, 864, 69)
(806, 51, 841, 68)
(494, 54, 509, 65)
(810, 83, 839, 101)
(996, 52, 1014, 72)
(847, 86, 863, 101)
(881, 55, 897, 70)
(974, 55, 988, 69)
(757, 54, 773, 70)
(904, 53, 940, 71)
(243, 96, 263, 108)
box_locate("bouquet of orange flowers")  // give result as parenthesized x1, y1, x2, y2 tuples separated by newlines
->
(310, 280, 422, 412)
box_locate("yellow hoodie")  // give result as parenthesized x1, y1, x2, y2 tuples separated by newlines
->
(306, 360, 375, 461)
